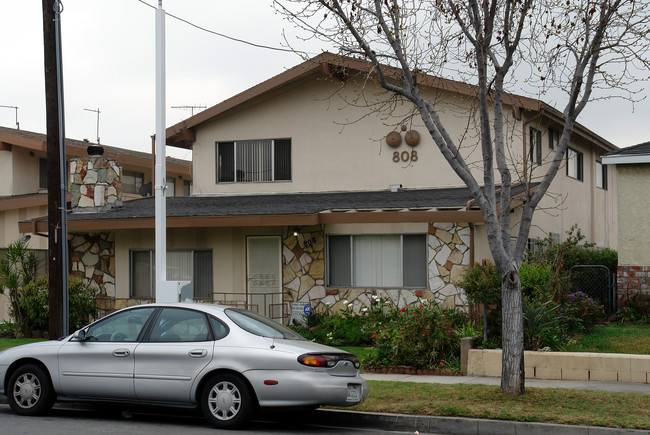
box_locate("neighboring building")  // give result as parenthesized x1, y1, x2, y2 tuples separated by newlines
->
(0, 126, 192, 321)
(602, 142, 650, 304)
(16, 53, 617, 324)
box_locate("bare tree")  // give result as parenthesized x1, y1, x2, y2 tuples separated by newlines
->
(275, 0, 650, 394)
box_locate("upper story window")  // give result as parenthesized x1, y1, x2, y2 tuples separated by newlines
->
(595, 160, 607, 190)
(123, 170, 144, 194)
(216, 139, 291, 183)
(566, 147, 583, 181)
(548, 128, 559, 150)
(183, 180, 193, 196)
(165, 177, 176, 197)
(529, 127, 542, 165)
(327, 234, 427, 288)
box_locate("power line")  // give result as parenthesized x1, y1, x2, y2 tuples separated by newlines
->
(136, 0, 304, 54)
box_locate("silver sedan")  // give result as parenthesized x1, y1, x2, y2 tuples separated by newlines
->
(0, 303, 368, 429)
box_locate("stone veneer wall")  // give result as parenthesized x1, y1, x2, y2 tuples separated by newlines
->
(70, 157, 122, 212)
(69, 232, 116, 311)
(617, 265, 650, 303)
(281, 222, 471, 317)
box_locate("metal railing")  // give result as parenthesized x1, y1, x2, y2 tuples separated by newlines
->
(104, 292, 287, 323)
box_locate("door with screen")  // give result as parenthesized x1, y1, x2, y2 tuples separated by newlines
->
(246, 236, 282, 321)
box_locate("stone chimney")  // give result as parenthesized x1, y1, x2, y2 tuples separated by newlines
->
(70, 142, 122, 213)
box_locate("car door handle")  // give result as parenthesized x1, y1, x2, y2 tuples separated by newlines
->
(113, 349, 130, 357)
(189, 349, 207, 358)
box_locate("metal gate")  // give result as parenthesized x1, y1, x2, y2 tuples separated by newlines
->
(569, 265, 616, 314)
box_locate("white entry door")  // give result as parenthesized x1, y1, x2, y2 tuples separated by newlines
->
(246, 236, 282, 320)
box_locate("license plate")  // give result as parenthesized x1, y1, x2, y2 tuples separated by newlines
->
(346, 384, 361, 402)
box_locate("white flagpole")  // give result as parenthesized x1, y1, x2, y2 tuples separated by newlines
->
(154, 0, 168, 301)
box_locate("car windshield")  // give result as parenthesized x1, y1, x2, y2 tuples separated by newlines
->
(225, 308, 306, 340)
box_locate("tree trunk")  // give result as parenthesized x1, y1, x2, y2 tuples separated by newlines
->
(500, 270, 525, 395)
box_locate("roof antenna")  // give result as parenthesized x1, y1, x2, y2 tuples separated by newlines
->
(172, 105, 207, 116)
(0, 105, 19, 129)
(83, 107, 101, 144)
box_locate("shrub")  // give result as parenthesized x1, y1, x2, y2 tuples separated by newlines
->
(456, 262, 500, 305)
(614, 294, 650, 324)
(368, 302, 467, 369)
(559, 291, 606, 333)
(0, 240, 39, 328)
(522, 298, 566, 350)
(18, 276, 99, 335)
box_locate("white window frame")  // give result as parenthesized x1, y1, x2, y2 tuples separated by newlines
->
(530, 127, 542, 165)
(595, 160, 607, 190)
(566, 147, 583, 181)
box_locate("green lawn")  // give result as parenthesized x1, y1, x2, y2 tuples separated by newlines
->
(565, 324, 650, 354)
(348, 381, 650, 429)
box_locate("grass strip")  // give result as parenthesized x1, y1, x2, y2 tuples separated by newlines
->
(345, 381, 650, 430)
(565, 324, 650, 354)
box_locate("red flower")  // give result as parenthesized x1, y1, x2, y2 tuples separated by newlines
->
(382, 329, 386, 333)
(413, 311, 418, 316)
(440, 362, 444, 366)
(372, 333, 376, 338)
(401, 308, 406, 312)
(419, 304, 424, 308)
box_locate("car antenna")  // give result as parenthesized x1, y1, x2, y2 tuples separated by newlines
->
(270, 332, 277, 349)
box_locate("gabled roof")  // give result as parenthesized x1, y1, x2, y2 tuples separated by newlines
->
(0, 126, 191, 175)
(602, 141, 650, 164)
(165, 52, 616, 153)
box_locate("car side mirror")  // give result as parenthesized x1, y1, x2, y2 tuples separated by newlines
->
(73, 329, 87, 341)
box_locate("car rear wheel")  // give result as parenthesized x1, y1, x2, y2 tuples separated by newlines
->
(7, 364, 55, 416)
(200, 373, 253, 429)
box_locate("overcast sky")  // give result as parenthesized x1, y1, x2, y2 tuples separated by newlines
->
(1, 1, 648, 161)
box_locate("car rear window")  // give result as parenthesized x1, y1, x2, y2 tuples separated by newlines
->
(225, 308, 306, 340)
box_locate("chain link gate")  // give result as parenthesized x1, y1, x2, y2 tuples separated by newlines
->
(569, 265, 616, 314)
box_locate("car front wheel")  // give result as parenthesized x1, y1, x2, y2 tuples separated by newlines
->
(7, 364, 55, 416)
(200, 373, 254, 429)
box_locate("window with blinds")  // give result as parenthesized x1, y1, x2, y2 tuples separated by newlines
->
(216, 139, 291, 183)
(327, 234, 427, 288)
(130, 250, 213, 299)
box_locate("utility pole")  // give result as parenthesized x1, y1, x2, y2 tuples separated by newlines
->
(42, 0, 69, 338)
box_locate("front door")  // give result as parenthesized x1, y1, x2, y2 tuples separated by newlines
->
(246, 236, 282, 320)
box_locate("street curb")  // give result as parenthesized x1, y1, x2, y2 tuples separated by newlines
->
(313, 409, 650, 435)
(1, 396, 647, 434)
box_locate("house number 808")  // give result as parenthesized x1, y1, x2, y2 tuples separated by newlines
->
(393, 150, 418, 163)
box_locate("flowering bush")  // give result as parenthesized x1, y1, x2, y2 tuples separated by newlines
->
(559, 291, 606, 333)
(368, 302, 467, 369)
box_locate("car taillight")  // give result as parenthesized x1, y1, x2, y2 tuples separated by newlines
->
(298, 353, 361, 369)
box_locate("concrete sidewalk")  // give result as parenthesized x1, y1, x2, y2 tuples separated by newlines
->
(361, 372, 650, 395)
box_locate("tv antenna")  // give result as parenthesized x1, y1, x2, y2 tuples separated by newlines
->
(0, 105, 19, 129)
(83, 107, 101, 144)
(171, 105, 207, 116)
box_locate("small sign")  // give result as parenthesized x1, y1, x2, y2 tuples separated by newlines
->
(289, 302, 311, 327)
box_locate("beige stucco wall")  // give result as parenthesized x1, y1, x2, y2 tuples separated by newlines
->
(616, 164, 650, 265)
(0, 150, 13, 196)
(113, 226, 285, 300)
(188, 76, 616, 252)
(190, 78, 503, 196)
